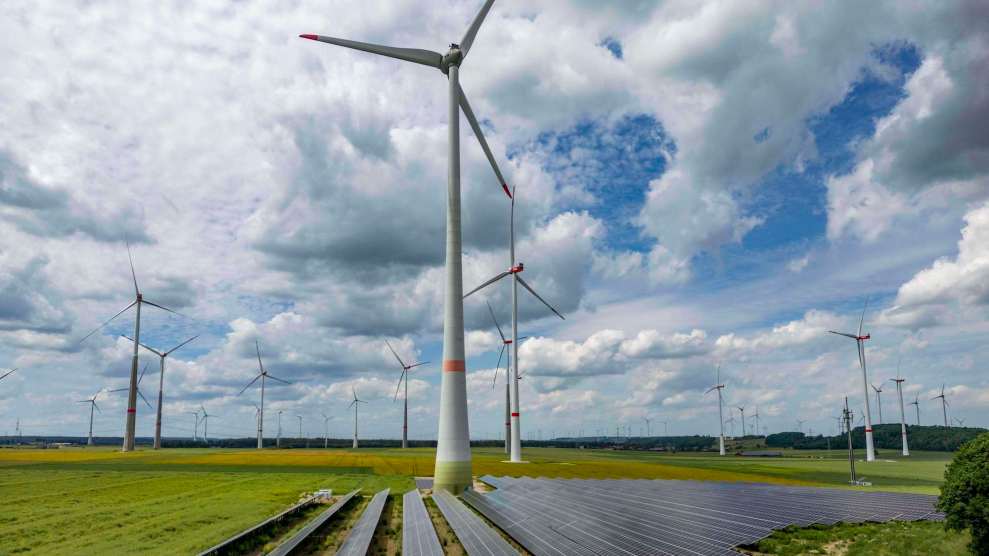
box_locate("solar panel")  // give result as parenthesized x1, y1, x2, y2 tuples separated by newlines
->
(433, 490, 519, 556)
(464, 477, 942, 556)
(338, 488, 390, 556)
(402, 490, 443, 556)
(268, 489, 358, 556)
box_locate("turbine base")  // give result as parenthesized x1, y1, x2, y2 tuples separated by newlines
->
(433, 460, 472, 493)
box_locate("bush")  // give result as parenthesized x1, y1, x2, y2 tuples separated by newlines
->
(937, 432, 989, 555)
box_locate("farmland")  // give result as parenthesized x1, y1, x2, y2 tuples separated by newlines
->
(0, 446, 955, 554)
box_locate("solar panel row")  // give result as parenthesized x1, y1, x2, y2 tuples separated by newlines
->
(433, 490, 519, 556)
(402, 490, 443, 556)
(269, 489, 358, 556)
(464, 477, 942, 556)
(338, 488, 390, 556)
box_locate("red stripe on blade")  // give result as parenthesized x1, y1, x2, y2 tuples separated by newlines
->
(299, 34, 318, 40)
(501, 183, 512, 198)
(442, 360, 466, 372)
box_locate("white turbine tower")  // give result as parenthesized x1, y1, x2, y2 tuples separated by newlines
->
(237, 341, 291, 449)
(124, 334, 198, 450)
(464, 188, 565, 463)
(297, 415, 303, 444)
(889, 359, 909, 456)
(301, 0, 510, 493)
(350, 388, 367, 449)
(871, 383, 884, 424)
(909, 394, 921, 425)
(80, 244, 182, 452)
(705, 364, 727, 455)
(386, 340, 429, 449)
(277, 410, 283, 448)
(77, 388, 104, 446)
(736, 406, 746, 437)
(752, 407, 761, 439)
(829, 300, 876, 462)
(932, 384, 949, 427)
(190, 411, 200, 442)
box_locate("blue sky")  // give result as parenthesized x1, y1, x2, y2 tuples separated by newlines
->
(0, 0, 987, 442)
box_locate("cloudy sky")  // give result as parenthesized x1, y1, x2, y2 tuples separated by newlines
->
(1, 0, 987, 442)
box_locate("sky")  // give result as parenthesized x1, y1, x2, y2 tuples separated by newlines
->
(1, 0, 987, 442)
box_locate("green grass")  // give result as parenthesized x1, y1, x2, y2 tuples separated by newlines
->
(746, 521, 969, 555)
(0, 446, 961, 554)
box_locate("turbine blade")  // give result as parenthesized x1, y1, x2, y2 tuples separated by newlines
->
(122, 335, 164, 357)
(393, 369, 406, 402)
(138, 362, 149, 385)
(486, 301, 506, 341)
(494, 344, 506, 387)
(256, 340, 265, 374)
(78, 301, 137, 343)
(93, 401, 101, 413)
(266, 374, 291, 385)
(858, 297, 869, 337)
(385, 340, 407, 369)
(165, 335, 199, 356)
(299, 34, 442, 68)
(141, 299, 184, 318)
(459, 85, 511, 198)
(126, 240, 139, 295)
(0, 369, 15, 381)
(459, 0, 496, 58)
(407, 361, 429, 369)
(516, 276, 565, 320)
(828, 330, 858, 339)
(137, 388, 152, 409)
(237, 374, 262, 396)
(463, 271, 511, 299)
(108, 387, 128, 393)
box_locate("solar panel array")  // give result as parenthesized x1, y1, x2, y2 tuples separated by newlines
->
(464, 476, 943, 556)
(269, 489, 358, 556)
(433, 490, 519, 556)
(338, 488, 390, 556)
(402, 490, 443, 556)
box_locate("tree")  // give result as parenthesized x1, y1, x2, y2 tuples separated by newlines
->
(937, 432, 989, 554)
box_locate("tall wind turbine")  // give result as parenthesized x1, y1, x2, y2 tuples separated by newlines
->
(829, 299, 876, 462)
(200, 405, 211, 445)
(386, 340, 428, 449)
(0, 368, 16, 382)
(796, 418, 806, 434)
(277, 410, 283, 448)
(752, 407, 761, 438)
(932, 384, 949, 427)
(321, 413, 331, 449)
(705, 364, 726, 456)
(736, 406, 746, 437)
(726, 415, 736, 437)
(464, 186, 565, 464)
(953, 417, 966, 427)
(77, 388, 104, 446)
(190, 410, 200, 442)
(80, 243, 183, 452)
(124, 334, 198, 449)
(485, 301, 527, 454)
(889, 359, 909, 456)
(871, 383, 884, 424)
(644, 417, 651, 437)
(296, 415, 303, 443)
(301, 0, 510, 493)
(349, 388, 367, 449)
(909, 394, 921, 425)
(237, 340, 291, 449)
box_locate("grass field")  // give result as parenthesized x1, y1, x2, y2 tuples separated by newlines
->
(0, 446, 960, 555)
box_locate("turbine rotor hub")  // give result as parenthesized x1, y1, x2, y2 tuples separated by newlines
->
(441, 45, 463, 73)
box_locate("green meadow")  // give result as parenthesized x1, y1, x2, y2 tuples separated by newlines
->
(0, 446, 960, 555)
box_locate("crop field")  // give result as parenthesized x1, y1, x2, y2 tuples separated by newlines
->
(0, 446, 955, 555)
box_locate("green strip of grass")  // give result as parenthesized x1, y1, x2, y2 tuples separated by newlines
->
(745, 521, 970, 555)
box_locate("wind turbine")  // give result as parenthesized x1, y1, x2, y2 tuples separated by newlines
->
(200, 405, 212, 445)
(297, 415, 303, 444)
(464, 185, 565, 465)
(726, 415, 736, 437)
(79, 243, 183, 452)
(109, 362, 154, 412)
(237, 340, 291, 449)
(277, 410, 283, 448)
(123, 334, 198, 450)
(484, 301, 528, 454)
(644, 417, 651, 437)
(386, 340, 428, 449)
(888, 359, 909, 456)
(349, 388, 367, 449)
(796, 418, 806, 434)
(190, 410, 200, 442)
(0, 368, 16, 382)
(954, 417, 966, 427)
(736, 406, 746, 437)
(932, 385, 949, 427)
(705, 364, 727, 456)
(321, 413, 331, 449)
(77, 388, 104, 446)
(829, 299, 877, 461)
(871, 383, 884, 424)
(909, 394, 921, 425)
(301, 0, 510, 493)
(752, 407, 761, 438)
